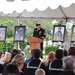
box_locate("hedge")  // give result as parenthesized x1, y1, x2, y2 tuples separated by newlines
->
(44, 45, 58, 55)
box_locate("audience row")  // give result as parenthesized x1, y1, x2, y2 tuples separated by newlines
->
(0, 46, 75, 75)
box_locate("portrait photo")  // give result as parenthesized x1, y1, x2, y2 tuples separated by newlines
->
(0, 26, 7, 41)
(71, 25, 75, 42)
(14, 26, 26, 42)
(52, 25, 66, 42)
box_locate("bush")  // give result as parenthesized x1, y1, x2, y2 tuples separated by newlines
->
(0, 42, 5, 52)
(0, 42, 14, 52)
(19, 41, 27, 51)
(0, 37, 27, 52)
(6, 27, 13, 38)
(44, 45, 58, 55)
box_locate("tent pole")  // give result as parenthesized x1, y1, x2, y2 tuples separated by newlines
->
(59, 5, 68, 23)
(65, 18, 68, 22)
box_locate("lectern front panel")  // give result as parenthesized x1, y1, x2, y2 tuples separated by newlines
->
(29, 43, 40, 50)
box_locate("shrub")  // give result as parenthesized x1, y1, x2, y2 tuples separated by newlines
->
(44, 45, 58, 55)
(0, 42, 14, 52)
(0, 38, 27, 52)
(6, 27, 13, 38)
(0, 42, 5, 52)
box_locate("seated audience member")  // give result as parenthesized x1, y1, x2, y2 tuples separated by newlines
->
(0, 64, 4, 74)
(0, 52, 11, 65)
(45, 51, 56, 66)
(49, 49, 63, 69)
(11, 49, 21, 60)
(0, 50, 3, 59)
(21, 51, 27, 75)
(62, 49, 68, 60)
(62, 56, 75, 75)
(21, 62, 27, 75)
(25, 49, 34, 64)
(26, 49, 48, 75)
(35, 69, 45, 75)
(68, 46, 75, 56)
(11, 54, 25, 75)
(63, 49, 67, 57)
(3, 49, 21, 67)
(2, 64, 20, 75)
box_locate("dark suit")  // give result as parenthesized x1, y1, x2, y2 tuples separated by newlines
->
(50, 59, 63, 69)
(62, 71, 75, 75)
(33, 28, 45, 39)
(26, 59, 48, 75)
(33, 28, 46, 57)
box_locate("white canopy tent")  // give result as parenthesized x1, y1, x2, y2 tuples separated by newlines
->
(20, 3, 75, 22)
(7, 11, 21, 18)
(0, 3, 75, 23)
(0, 11, 21, 18)
(0, 11, 7, 17)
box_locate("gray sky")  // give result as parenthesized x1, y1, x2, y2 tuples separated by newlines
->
(0, 0, 75, 13)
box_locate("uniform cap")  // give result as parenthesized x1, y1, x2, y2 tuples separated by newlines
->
(36, 23, 41, 26)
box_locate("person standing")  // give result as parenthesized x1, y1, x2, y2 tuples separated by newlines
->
(33, 23, 46, 58)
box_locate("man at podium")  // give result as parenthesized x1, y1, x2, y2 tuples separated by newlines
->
(33, 23, 46, 58)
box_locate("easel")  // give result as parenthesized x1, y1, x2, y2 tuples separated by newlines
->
(13, 41, 25, 51)
(57, 41, 63, 49)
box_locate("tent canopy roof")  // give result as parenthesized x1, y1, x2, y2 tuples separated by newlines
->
(0, 3, 75, 22)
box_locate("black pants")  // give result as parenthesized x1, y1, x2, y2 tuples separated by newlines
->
(40, 42, 43, 58)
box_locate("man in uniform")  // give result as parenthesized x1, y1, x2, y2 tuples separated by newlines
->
(33, 23, 46, 58)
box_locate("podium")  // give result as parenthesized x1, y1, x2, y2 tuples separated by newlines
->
(27, 36, 43, 50)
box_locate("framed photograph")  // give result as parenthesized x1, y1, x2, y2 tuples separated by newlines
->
(0, 26, 7, 41)
(52, 25, 66, 42)
(14, 26, 26, 42)
(71, 25, 75, 42)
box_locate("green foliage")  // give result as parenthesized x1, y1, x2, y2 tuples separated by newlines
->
(0, 17, 16, 38)
(5, 42, 14, 51)
(66, 23, 73, 37)
(45, 34, 51, 41)
(25, 27, 33, 38)
(0, 17, 17, 26)
(0, 42, 14, 52)
(41, 20, 55, 35)
(6, 37, 13, 42)
(5, 38, 14, 52)
(0, 38, 27, 52)
(0, 38, 14, 52)
(19, 41, 27, 51)
(6, 27, 14, 38)
(44, 45, 58, 55)
(0, 42, 5, 52)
